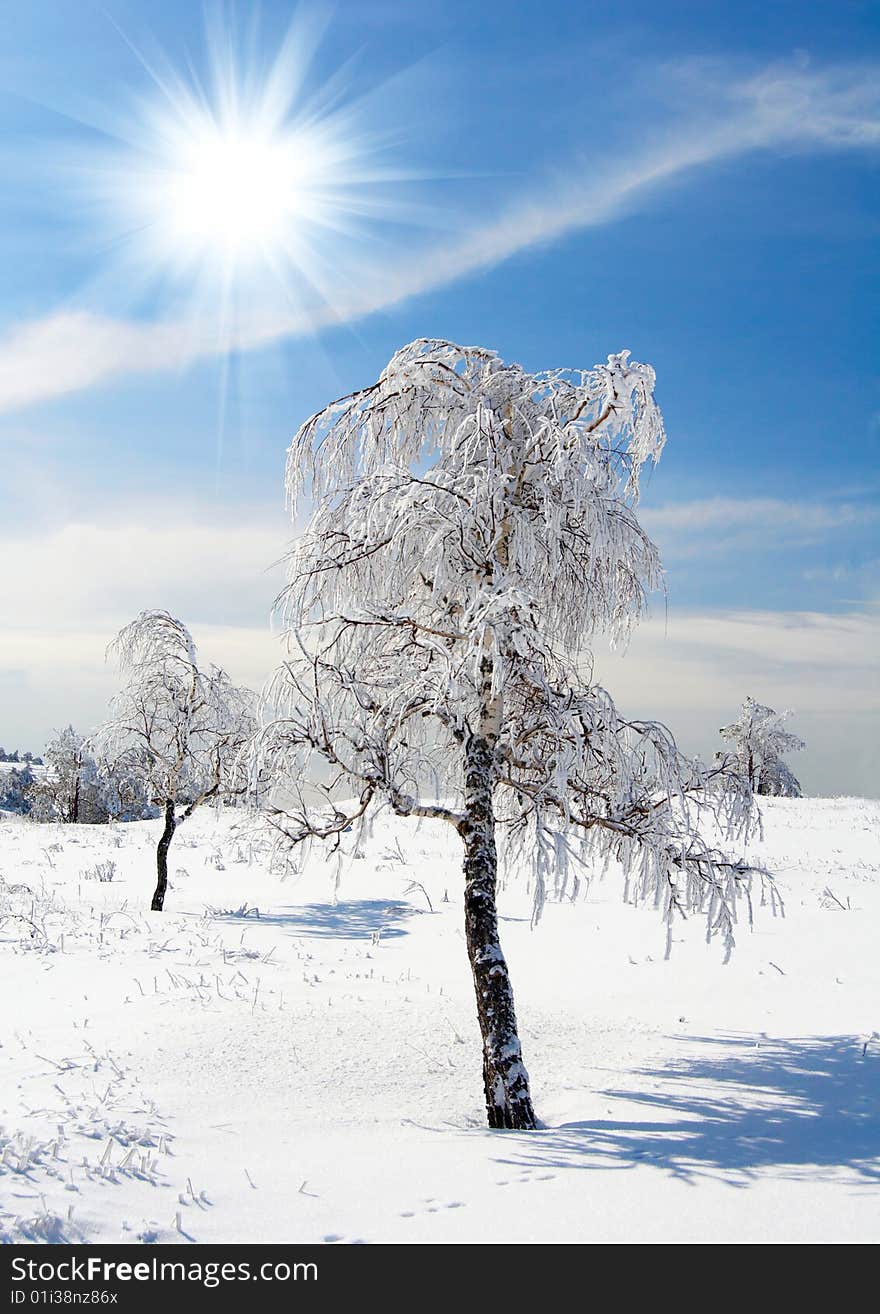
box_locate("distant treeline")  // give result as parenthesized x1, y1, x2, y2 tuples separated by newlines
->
(0, 748, 44, 764)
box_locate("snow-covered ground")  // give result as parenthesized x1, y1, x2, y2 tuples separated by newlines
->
(1, 796, 877, 1245)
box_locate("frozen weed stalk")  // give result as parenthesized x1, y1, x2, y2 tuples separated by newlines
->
(256, 338, 766, 1131)
(81, 860, 117, 882)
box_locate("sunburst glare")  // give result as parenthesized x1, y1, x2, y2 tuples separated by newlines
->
(78, 5, 420, 332)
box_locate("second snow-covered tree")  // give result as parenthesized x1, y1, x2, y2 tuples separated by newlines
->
(720, 697, 804, 797)
(24, 726, 150, 824)
(259, 338, 759, 1130)
(94, 611, 255, 910)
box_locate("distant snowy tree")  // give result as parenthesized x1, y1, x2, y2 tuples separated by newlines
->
(720, 698, 804, 797)
(0, 765, 36, 815)
(23, 727, 154, 825)
(257, 338, 760, 1131)
(94, 611, 255, 910)
(26, 726, 110, 824)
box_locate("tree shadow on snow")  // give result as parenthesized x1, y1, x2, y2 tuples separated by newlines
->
(497, 1033, 880, 1187)
(249, 898, 416, 940)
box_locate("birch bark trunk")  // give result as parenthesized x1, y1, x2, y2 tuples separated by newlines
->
(461, 727, 537, 1130)
(151, 799, 176, 911)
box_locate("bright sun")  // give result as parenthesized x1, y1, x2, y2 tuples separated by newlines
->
(161, 123, 327, 260)
(86, 9, 397, 304)
(169, 133, 299, 252)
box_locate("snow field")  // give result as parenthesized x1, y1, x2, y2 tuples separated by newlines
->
(0, 796, 877, 1244)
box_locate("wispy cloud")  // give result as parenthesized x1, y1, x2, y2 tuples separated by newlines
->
(629, 608, 880, 684)
(642, 496, 880, 558)
(2, 512, 288, 631)
(0, 57, 878, 414)
(593, 607, 880, 797)
(0, 623, 281, 753)
(0, 506, 289, 749)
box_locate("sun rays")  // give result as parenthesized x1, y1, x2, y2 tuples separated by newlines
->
(75, 6, 417, 341)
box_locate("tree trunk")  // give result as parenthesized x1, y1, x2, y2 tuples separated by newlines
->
(152, 799, 176, 911)
(460, 733, 537, 1130)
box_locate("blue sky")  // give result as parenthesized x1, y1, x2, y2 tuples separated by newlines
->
(0, 0, 878, 793)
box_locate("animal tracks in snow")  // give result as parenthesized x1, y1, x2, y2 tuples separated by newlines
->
(496, 1170, 556, 1186)
(399, 1197, 465, 1219)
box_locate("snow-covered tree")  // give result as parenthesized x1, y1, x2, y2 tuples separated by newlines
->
(0, 764, 36, 815)
(23, 727, 155, 825)
(25, 726, 109, 824)
(720, 697, 804, 797)
(258, 338, 759, 1131)
(94, 611, 255, 910)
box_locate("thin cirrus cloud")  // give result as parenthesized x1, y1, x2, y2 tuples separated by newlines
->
(593, 607, 880, 796)
(1, 516, 289, 632)
(0, 56, 878, 416)
(641, 496, 880, 558)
